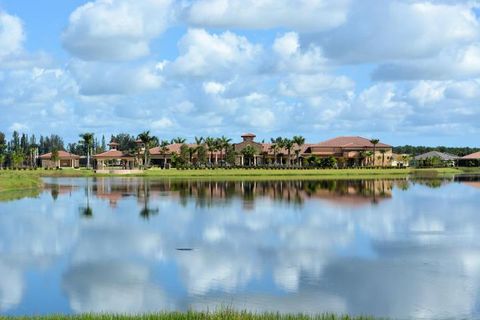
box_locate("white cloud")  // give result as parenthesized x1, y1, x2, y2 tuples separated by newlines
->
(62, 0, 173, 61)
(373, 43, 480, 80)
(0, 11, 24, 59)
(279, 74, 354, 97)
(273, 32, 328, 74)
(311, 0, 479, 64)
(184, 0, 350, 32)
(151, 117, 174, 130)
(69, 60, 163, 95)
(170, 29, 263, 78)
(203, 81, 225, 95)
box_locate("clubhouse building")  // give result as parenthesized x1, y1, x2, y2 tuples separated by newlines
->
(149, 134, 393, 168)
(39, 134, 394, 169)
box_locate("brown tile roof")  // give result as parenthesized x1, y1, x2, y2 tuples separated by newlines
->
(93, 149, 133, 158)
(315, 136, 391, 148)
(39, 151, 80, 160)
(241, 133, 256, 137)
(462, 152, 480, 160)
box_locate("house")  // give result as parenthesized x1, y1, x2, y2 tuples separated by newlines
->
(391, 153, 410, 167)
(458, 151, 480, 167)
(93, 141, 137, 170)
(39, 151, 80, 168)
(413, 151, 459, 167)
(303, 136, 393, 167)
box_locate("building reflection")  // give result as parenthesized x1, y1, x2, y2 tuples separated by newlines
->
(89, 178, 395, 210)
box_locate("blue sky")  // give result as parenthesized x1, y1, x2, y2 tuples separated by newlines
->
(0, 0, 480, 146)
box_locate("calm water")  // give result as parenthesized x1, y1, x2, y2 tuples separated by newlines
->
(1, 176, 480, 319)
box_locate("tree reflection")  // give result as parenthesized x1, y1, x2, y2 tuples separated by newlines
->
(79, 179, 93, 219)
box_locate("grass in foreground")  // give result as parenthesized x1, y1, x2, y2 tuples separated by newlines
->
(0, 311, 377, 320)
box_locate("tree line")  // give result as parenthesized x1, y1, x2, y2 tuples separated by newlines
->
(393, 145, 480, 157)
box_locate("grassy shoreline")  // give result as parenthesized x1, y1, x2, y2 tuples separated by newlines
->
(0, 311, 377, 320)
(0, 167, 479, 195)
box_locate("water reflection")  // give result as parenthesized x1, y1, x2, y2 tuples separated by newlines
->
(64, 178, 397, 210)
(1, 176, 480, 319)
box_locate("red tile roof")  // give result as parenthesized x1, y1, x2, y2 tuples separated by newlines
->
(315, 136, 391, 148)
(93, 149, 133, 158)
(39, 151, 80, 160)
(462, 152, 480, 160)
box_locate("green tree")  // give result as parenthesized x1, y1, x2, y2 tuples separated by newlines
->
(171, 137, 186, 144)
(379, 149, 387, 166)
(241, 145, 256, 166)
(196, 145, 207, 165)
(225, 144, 236, 165)
(205, 137, 216, 165)
(218, 136, 231, 166)
(159, 140, 170, 169)
(79, 133, 94, 168)
(0, 132, 6, 169)
(137, 131, 154, 168)
(292, 135, 305, 166)
(12, 150, 25, 169)
(270, 137, 283, 165)
(282, 138, 294, 167)
(51, 148, 60, 168)
(370, 138, 380, 166)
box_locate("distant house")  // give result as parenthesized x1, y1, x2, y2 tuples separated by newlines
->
(39, 151, 80, 168)
(413, 151, 459, 167)
(391, 153, 410, 167)
(458, 152, 480, 167)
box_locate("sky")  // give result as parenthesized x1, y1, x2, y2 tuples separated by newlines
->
(0, 0, 480, 146)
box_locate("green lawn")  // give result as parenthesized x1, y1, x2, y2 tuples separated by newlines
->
(0, 311, 376, 320)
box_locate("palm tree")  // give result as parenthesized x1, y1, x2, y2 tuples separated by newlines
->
(205, 137, 216, 165)
(270, 137, 282, 165)
(137, 131, 154, 168)
(282, 138, 294, 167)
(379, 149, 387, 166)
(159, 140, 170, 169)
(365, 151, 374, 166)
(370, 138, 380, 167)
(79, 133, 94, 169)
(218, 136, 231, 166)
(292, 135, 305, 166)
(51, 148, 59, 168)
(171, 137, 186, 144)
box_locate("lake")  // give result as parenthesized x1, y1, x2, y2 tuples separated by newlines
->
(1, 176, 480, 319)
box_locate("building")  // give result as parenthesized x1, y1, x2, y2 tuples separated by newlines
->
(391, 153, 410, 167)
(93, 141, 137, 170)
(148, 134, 393, 168)
(39, 151, 80, 168)
(413, 151, 459, 167)
(459, 151, 480, 167)
(303, 136, 393, 167)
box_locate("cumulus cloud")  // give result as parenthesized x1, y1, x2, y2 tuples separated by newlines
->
(0, 11, 24, 59)
(309, 0, 479, 63)
(69, 60, 163, 95)
(62, 0, 173, 61)
(169, 29, 262, 78)
(183, 0, 350, 32)
(373, 43, 480, 80)
(273, 32, 328, 74)
(279, 74, 354, 97)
